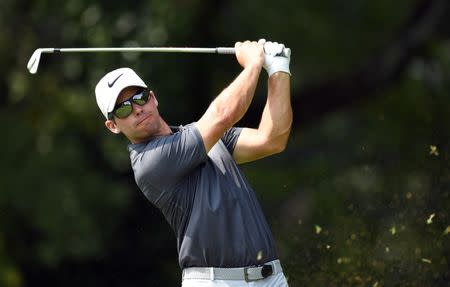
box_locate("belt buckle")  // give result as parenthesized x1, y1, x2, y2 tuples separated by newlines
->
(244, 266, 258, 282)
(244, 264, 273, 282)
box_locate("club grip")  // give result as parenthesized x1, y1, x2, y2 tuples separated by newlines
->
(216, 47, 291, 57)
(216, 47, 236, 54)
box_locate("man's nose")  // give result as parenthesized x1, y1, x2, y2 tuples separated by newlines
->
(133, 103, 143, 115)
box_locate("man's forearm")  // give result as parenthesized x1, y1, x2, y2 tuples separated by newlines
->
(195, 40, 265, 152)
(195, 63, 262, 152)
(258, 72, 292, 147)
(211, 64, 262, 126)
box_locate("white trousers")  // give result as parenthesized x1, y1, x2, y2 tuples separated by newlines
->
(182, 272, 289, 287)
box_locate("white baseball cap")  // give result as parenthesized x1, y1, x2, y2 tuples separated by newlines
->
(95, 67, 148, 119)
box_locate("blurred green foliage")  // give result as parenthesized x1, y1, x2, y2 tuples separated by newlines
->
(1, 0, 449, 286)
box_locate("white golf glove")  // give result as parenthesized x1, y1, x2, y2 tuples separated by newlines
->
(262, 41, 291, 77)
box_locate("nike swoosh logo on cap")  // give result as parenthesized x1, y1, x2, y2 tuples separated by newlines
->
(108, 73, 124, 88)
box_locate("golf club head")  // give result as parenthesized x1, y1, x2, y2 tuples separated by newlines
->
(27, 48, 43, 74)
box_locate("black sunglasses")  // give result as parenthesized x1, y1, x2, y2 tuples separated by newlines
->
(108, 89, 150, 119)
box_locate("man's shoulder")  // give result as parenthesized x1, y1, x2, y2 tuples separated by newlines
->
(127, 122, 201, 155)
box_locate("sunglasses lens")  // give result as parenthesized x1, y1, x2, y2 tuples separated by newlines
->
(111, 90, 150, 119)
(133, 90, 149, 106)
(114, 102, 132, 118)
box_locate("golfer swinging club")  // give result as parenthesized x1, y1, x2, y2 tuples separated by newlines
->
(95, 39, 292, 286)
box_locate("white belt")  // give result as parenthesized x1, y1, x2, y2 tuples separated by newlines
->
(182, 259, 283, 282)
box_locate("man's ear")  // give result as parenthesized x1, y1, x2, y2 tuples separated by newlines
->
(105, 120, 121, 134)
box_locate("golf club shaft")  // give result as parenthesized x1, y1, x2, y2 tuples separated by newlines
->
(27, 46, 291, 74)
(39, 47, 236, 54)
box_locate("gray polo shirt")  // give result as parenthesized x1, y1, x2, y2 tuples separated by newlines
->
(128, 123, 278, 269)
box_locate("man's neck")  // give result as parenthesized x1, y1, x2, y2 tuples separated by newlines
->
(158, 119, 173, 136)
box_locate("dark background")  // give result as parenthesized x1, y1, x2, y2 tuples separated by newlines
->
(1, 0, 449, 286)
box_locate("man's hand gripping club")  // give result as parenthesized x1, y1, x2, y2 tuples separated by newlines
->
(234, 40, 265, 70)
(260, 40, 291, 77)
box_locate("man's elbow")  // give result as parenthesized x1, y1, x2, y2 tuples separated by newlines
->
(272, 140, 287, 154)
(275, 142, 287, 153)
(269, 131, 291, 155)
(210, 100, 239, 129)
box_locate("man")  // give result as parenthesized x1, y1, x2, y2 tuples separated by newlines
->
(95, 39, 292, 286)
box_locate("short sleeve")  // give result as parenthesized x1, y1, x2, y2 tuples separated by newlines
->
(129, 124, 207, 192)
(221, 127, 243, 154)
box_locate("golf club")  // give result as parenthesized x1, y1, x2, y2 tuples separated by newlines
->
(27, 46, 291, 74)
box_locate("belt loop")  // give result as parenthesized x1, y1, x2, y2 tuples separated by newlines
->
(210, 267, 214, 280)
(272, 261, 278, 274)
